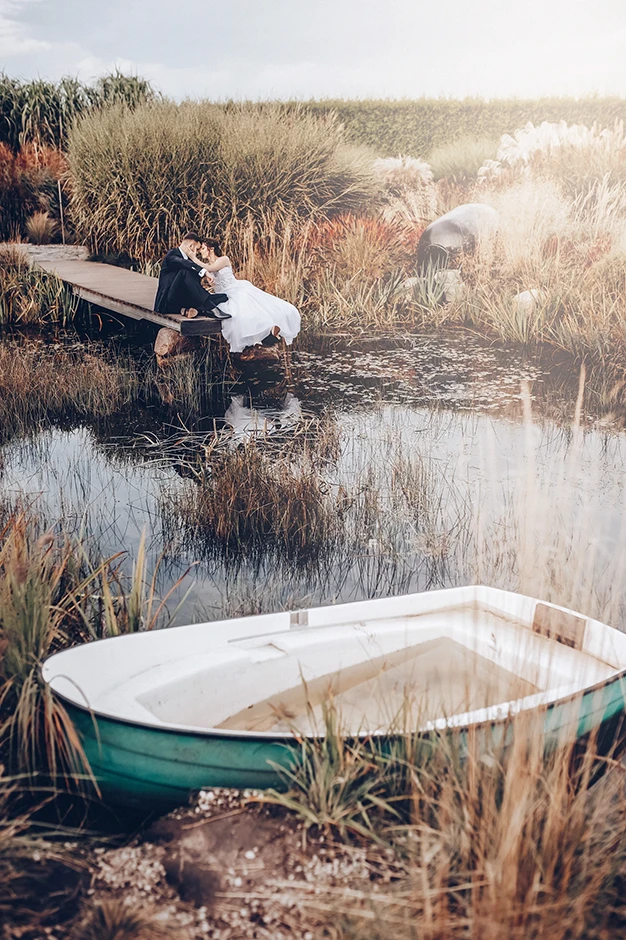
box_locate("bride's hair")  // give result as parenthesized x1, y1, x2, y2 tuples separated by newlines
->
(202, 237, 223, 257)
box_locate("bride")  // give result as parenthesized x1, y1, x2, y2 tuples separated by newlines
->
(199, 238, 301, 353)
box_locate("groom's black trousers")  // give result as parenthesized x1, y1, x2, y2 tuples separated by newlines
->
(166, 269, 228, 313)
(154, 249, 227, 315)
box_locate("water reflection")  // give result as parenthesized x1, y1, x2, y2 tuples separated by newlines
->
(2, 331, 626, 628)
(224, 393, 302, 443)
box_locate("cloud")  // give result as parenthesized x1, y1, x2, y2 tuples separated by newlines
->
(0, 0, 51, 56)
(2, 0, 626, 101)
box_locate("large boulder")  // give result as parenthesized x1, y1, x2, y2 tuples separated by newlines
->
(154, 328, 201, 367)
(417, 203, 499, 272)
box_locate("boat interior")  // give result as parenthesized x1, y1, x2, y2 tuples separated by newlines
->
(44, 587, 626, 736)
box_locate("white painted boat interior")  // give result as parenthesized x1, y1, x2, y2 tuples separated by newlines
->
(42, 586, 626, 736)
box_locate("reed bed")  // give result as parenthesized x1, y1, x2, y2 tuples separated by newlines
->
(166, 413, 342, 564)
(0, 331, 235, 446)
(67, 101, 378, 263)
(0, 339, 136, 441)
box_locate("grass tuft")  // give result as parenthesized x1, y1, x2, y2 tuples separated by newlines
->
(71, 899, 179, 940)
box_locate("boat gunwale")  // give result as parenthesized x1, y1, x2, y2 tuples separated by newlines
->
(48, 667, 626, 743)
(42, 587, 626, 741)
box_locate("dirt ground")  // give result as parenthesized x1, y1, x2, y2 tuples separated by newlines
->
(5, 788, 384, 939)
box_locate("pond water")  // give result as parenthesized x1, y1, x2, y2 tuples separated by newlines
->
(2, 330, 626, 627)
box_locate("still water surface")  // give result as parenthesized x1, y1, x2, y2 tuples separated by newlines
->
(2, 332, 626, 625)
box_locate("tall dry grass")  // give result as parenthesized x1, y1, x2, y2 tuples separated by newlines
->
(0, 249, 79, 325)
(67, 101, 378, 263)
(268, 713, 626, 939)
(0, 514, 95, 783)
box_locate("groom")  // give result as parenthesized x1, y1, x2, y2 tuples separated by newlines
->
(154, 232, 231, 319)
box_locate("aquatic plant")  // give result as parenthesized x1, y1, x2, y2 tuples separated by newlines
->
(0, 251, 79, 325)
(0, 339, 135, 441)
(167, 441, 343, 563)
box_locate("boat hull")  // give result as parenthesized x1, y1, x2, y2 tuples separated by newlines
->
(65, 670, 626, 810)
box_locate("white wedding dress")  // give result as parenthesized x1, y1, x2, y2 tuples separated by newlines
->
(212, 265, 301, 353)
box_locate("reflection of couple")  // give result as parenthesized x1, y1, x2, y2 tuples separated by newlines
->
(225, 392, 302, 442)
(154, 232, 301, 353)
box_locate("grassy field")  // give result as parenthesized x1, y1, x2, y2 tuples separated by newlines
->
(303, 95, 626, 157)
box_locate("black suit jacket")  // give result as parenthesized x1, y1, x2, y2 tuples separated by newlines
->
(154, 249, 205, 314)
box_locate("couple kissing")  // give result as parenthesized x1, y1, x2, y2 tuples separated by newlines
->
(154, 232, 301, 353)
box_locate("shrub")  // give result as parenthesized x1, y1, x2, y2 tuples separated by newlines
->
(25, 211, 57, 244)
(0, 142, 66, 240)
(429, 135, 499, 182)
(67, 101, 379, 262)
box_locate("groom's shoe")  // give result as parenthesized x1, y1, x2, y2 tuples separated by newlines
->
(200, 306, 232, 320)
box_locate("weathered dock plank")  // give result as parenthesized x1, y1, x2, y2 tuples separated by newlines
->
(36, 259, 222, 337)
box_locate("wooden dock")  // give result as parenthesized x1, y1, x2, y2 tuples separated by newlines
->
(36, 259, 222, 337)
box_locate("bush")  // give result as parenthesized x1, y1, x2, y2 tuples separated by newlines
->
(67, 101, 379, 262)
(0, 143, 67, 240)
(429, 135, 499, 182)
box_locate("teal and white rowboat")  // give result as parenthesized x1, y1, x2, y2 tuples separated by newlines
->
(42, 585, 626, 809)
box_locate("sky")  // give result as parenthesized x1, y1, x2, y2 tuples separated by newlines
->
(2, 0, 626, 101)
